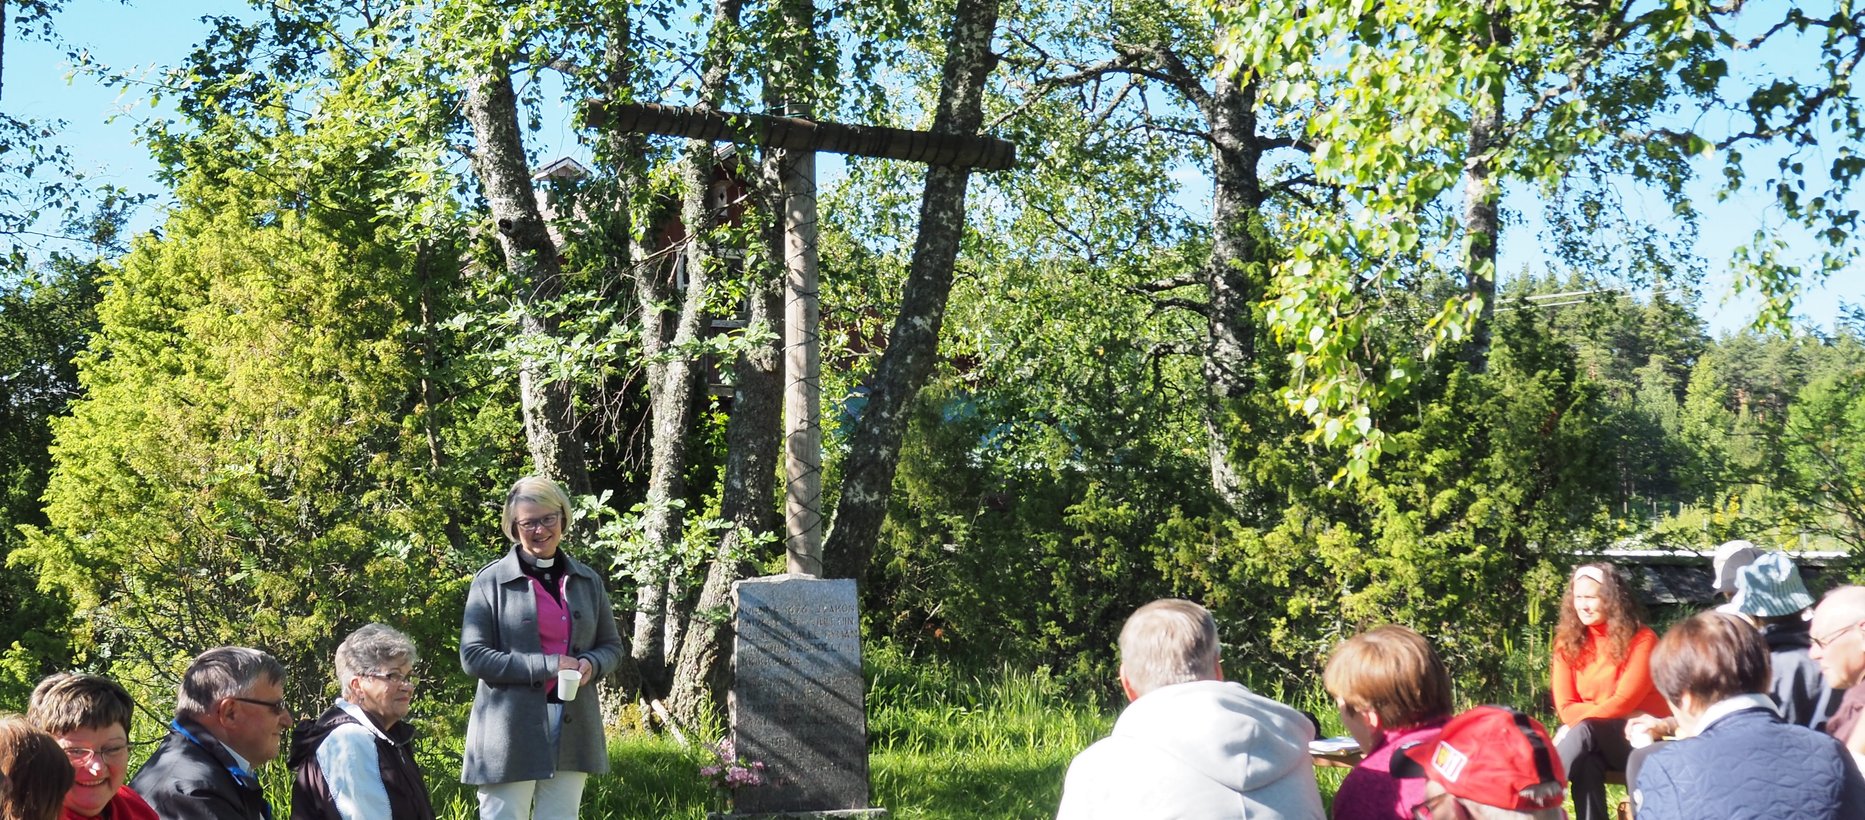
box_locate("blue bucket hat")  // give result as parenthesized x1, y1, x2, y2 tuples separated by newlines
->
(1731, 552, 1815, 618)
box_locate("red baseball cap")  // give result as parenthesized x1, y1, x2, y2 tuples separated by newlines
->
(1392, 706, 1566, 811)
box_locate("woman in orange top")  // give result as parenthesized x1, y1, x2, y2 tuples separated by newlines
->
(1551, 562, 1670, 820)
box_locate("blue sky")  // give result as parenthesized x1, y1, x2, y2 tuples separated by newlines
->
(7, 1, 1860, 337)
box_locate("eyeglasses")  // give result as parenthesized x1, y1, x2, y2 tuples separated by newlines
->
(364, 671, 420, 687)
(230, 696, 290, 716)
(516, 514, 561, 532)
(1813, 622, 1862, 651)
(60, 742, 130, 765)
(1410, 792, 1464, 820)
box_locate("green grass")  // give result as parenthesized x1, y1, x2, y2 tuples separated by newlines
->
(866, 653, 1107, 818)
(254, 643, 1617, 819)
(404, 648, 1104, 819)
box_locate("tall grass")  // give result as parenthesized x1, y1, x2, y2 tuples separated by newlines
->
(866, 645, 1108, 818)
(397, 645, 1109, 818)
(234, 637, 1610, 818)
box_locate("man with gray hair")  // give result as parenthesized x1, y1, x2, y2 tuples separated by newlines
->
(131, 646, 293, 820)
(1810, 585, 1865, 770)
(1056, 599, 1325, 819)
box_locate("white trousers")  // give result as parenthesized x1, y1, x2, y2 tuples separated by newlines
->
(477, 704, 587, 819)
(476, 772, 588, 820)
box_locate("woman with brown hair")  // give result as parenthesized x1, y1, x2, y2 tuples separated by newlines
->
(0, 715, 74, 820)
(1322, 625, 1455, 820)
(25, 673, 157, 820)
(1633, 611, 1865, 818)
(1550, 562, 1669, 820)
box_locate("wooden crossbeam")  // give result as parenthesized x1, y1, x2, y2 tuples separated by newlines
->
(585, 101, 1016, 171)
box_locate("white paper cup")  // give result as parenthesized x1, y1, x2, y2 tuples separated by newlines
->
(557, 668, 581, 701)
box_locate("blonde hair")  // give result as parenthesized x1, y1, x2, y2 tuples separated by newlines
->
(1118, 599, 1221, 697)
(1323, 625, 1453, 730)
(500, 475, 574, 543)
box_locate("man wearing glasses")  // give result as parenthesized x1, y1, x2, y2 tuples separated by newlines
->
(288, 623, 436, 820)
(131, 646, 293, 820)
(1810, 585, 1865, 770)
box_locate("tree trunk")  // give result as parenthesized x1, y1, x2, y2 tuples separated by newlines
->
(413, 241, 470, 554)
(821, 0, 1000, 581)
(2, 1, 9, 102)
(1460, 7, 1506, 371)
(1201, 71, 1267, 513)
(667, 270, 782, 729)
(628, 0, 746, 694)
(462, 60, 591, 498)
(589, 8, 649, 703)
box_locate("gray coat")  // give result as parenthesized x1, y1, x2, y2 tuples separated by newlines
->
(460, 548, 626, 785)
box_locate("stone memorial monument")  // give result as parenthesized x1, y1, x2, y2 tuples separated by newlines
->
(718, 574, 886, 819)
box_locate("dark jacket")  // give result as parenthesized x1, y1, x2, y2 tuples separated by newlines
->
(1765, 618, 1840, 731)
(128, 718, 271, 820)
(287, 701, 435, 820)
(1634, 700, 1865, 820)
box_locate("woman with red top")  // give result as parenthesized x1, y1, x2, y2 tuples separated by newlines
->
(1323, 625, 1454, 820)
(25, 673, 158, 820)
(1551, 562, 1669, 820)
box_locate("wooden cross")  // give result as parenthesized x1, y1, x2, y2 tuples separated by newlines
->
(587, 100, 1016, 577)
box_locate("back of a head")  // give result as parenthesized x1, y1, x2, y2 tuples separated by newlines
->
(26, 673, 135, 736)
(1323, 625, 1453, 730)
(177, 647, 286, 719)
(1394, 706, 1565, 817)
(1118, 599, 1220, 698)
(1650, 611, 1769, 709)
(1712, 540, 1761, 595)
(0, 715, 74, 820)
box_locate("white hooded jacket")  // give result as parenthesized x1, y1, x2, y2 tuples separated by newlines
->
(1057, 679, 1326, 820)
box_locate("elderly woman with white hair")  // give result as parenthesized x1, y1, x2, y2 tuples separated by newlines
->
(288, 623, 436, 820)
(460, 475, 626, 820)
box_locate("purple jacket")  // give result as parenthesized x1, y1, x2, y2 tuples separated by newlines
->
(1329, 719, 1447, 820)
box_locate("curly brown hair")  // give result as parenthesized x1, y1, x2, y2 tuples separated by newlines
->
(1553, 562, 1645, 667)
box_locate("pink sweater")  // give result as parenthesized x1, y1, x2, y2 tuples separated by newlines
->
(1329, 718, 1448, 820)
